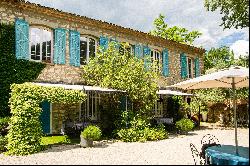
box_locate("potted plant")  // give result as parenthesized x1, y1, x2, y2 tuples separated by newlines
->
(175, 118, 194, 134)
(80, 125, 102, 147)
(201, 110, 208, 122)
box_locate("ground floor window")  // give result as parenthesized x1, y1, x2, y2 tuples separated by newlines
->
(153, 95, 163, 117)
(80, 91, 100, 121)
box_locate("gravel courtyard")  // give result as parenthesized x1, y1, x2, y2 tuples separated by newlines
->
(0, 124, 249, 165)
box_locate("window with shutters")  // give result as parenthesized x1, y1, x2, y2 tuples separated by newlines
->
(30, 27, 53, 63)
(153, 95, 163, 117)
(187, 57, 194, 78)
(151, 49, 162, 72)
(80, 36, 97, 65)
(119, 42, 134, 56)
(80, 91, 100, 121)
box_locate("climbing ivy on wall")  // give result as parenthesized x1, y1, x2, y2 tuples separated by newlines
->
(0, 23, 46, 117)
(6, 83, 87, 155)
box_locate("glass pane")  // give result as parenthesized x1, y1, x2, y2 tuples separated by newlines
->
(89, 38, 96, 59)
(89, 93, 92, 117)
(188, 58, 192, 78)
(35, 43, 40, 60)
(80, 37, 87, 65)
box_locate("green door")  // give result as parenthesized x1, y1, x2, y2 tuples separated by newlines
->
(40, 101, 50, 134)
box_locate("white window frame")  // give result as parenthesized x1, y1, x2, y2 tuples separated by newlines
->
(29, 27, 53, 63)
(80, 91, 100, 121)
(153, 95, 163, 118)
(187, 57, 194, 79)
(80, 35, 97, 65)
(151, 49, 162, 72)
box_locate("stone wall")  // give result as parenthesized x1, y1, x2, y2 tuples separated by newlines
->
(0, 2, 204, 87)
(51, 103, 80, 134)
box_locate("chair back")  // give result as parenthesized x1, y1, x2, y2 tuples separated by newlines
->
(201, 134, 220, 145)
(190, 143, 204, 165)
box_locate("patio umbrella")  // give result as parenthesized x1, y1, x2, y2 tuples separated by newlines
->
(167, 66, 249, 155)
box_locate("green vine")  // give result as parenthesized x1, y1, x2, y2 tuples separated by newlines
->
(0, 23, 46, 117)
(6, 83, 86, 155)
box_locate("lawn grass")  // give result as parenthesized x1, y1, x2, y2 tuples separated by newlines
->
(40, 135, 71, 146)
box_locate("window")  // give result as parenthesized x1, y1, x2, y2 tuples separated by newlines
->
(153, 95, 163, 117)
(119, 42, 134, 56)
(151, 50, 161, 72)
(187, 57, 194, 78)
(80, 36, 97, 65)
(30, 27, 52, 63)
(80, 91, 100, 121)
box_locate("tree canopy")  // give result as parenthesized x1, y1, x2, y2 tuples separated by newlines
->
(149, 14, 202, 45)
(204, 0, 249, 29)
(82, 42, 159, 114)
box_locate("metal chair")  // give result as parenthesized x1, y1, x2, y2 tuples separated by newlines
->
(201, 134, 220, 145)
(190, 143, 205, 165)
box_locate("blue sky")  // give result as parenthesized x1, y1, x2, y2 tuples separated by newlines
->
(27, 0, 249, 58)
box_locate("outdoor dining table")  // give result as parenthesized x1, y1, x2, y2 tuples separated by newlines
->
(205, 145, 249, 165)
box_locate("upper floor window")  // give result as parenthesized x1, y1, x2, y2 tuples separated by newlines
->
(151, 49, 161, 72)
(187, 57, 194, 78)
(80, 36, 97, 65)
(30, 27, 52, 63)
(118, 42, 134, 56)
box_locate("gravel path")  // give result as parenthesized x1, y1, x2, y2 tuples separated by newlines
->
(0, 125, 249, 165)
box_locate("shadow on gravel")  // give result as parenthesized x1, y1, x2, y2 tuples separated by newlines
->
(40, 139, 117, 153)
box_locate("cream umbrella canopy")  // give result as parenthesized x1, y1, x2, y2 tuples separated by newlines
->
(167, 66, 249, 155)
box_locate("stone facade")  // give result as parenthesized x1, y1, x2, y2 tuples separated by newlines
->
(1, 0, 206, 134)
(0, 0, 205, 86)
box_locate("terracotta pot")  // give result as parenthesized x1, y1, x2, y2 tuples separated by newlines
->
(80, 135, 93, 148)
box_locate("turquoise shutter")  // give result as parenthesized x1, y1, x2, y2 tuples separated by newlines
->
(143, 46, 151, 70)
(69, 30, 80, 67)
(40, 101, 50, 134)
(134, 44, 143, 59)
(195, 57, 200, 77)
(54, 28, 66, 64)
(162, 49, 169, 77)
(15, 18, 29, 60)
(180, 53, 187, 78)
(100, 36, 109, 51)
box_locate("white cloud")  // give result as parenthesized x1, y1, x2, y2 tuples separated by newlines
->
(230, 40, 249, 59)
(27, 0, 249, 51)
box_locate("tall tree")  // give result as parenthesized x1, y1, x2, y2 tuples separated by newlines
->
(149, 14, 202, 45)
(204, 0, 249, 29)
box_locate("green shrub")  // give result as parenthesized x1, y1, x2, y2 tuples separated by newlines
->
(117, 123, 168, 142)
(40, 135, 70, 146)
(0, 117, 10, 135)
(81, 125, 102, 141)
(175, 118, 194, 133)
(0, 135, 7, 152)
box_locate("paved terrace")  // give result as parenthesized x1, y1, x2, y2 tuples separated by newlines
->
(0, 123, 249, 165)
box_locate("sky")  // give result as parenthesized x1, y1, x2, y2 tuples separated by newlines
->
(27, 0, 249, 59)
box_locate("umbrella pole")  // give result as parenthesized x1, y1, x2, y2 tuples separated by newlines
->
(232, 77, 239, 155)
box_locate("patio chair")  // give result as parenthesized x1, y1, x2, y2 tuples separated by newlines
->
(200, 134, 221, 160)
(201, 134, 220, 145)
(190, 143, 205, 165)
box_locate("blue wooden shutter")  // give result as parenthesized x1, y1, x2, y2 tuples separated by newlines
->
(134, 44, 143, 59)
(100, 36, 109, 51)
(54, 28, 66, 64)
(195, 57, 200, 77)
(69, 30, 80, 67)
(162, 49, 169, 77)
(15, 18, 29, 60)
(180, 53, 187, 78)
(143, 46, 151, 69)
(40, 101, 50, 134)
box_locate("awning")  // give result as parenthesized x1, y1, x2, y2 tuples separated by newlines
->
(32, 82, 125, 92)
(157, 89, 193, 96)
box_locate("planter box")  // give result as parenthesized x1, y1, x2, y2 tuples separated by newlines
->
(80, 135, 93, 148)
